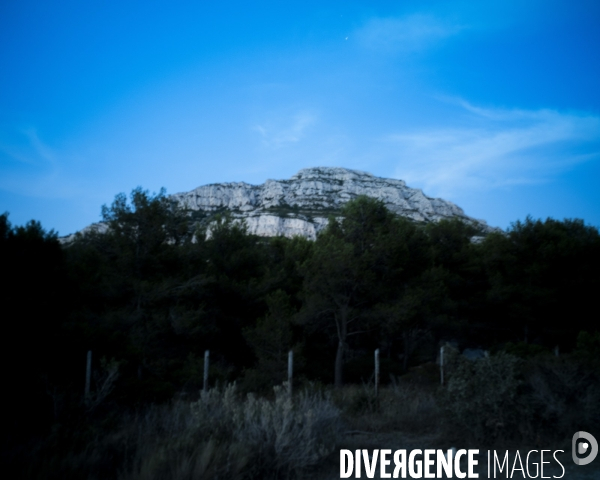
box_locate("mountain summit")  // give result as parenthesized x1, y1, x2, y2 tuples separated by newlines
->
(172, 167, 492, 239)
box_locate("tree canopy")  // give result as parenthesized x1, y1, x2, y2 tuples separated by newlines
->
(3, 191, 600, 447)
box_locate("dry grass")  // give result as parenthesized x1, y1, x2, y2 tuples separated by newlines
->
(21, 354, 599, 479)
(330, 379, 442, 435)
(118, 383, 341, 480)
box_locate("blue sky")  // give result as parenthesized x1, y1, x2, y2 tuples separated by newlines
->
(1, 0, 599, 234)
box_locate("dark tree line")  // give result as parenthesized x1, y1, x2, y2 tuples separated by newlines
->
(1, 189, 600, 450)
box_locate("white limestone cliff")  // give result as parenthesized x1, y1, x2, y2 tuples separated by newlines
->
(171, 167, 492, 239)
(61, 167, 493, 243)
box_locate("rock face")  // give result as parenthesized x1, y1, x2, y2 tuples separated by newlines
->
(172, 167, 491, 239)
(59, 221, 109, 244)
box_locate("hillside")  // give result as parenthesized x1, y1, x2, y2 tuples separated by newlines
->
(171, 167, 494, 239)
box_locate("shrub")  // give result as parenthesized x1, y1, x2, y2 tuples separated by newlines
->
(120, 384, 341, 480)
(442, 352, 525, 443)
(504, 341, 548, 359)
(525, 355, 600, 439)
(195, 384, 339, 475)
(441, 350, 600, 445)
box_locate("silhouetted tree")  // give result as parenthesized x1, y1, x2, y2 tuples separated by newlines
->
(479, 217, 600, 346)
(301, 196, 417, 386)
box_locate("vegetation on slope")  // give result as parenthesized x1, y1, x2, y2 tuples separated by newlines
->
(1, 188, 599, 478)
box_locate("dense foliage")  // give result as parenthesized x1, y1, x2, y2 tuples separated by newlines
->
(2, 190, 599, 476)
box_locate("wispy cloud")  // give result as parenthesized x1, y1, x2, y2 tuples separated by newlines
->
(0, 128, 74, 198)
(0, 128, 57, 167)
(355, 14, 464, 53)
(254, 112, 316, 149)
(386, 102, 600, 196)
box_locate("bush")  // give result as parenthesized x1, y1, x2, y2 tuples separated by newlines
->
(442, 352, 526, 443)
(441, 350, 600, 445)
(525, 356, 600, 440)
(504, 341, 548, 359)
(120, 384, 341, 480)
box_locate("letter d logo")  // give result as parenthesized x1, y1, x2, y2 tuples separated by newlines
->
(572, 431, 598, 466)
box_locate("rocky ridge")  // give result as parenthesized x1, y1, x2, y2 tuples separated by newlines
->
(60, 167, 493, 243)
(172, 167, 492, 239)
